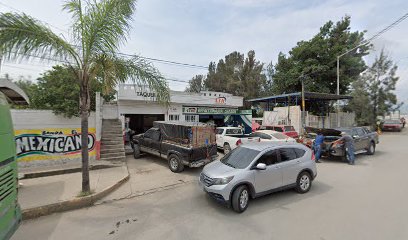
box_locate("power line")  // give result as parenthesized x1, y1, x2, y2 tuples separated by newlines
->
(0, 1, 208, 70)
(301, 11, 408, 81)
(117, 52, 207, 69)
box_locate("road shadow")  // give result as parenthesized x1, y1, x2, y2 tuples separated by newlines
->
(201, 181, 333, 216)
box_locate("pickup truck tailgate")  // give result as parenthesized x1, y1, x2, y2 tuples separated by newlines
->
(189, 144, 218, 162)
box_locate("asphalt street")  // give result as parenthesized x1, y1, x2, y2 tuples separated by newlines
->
(12, 129, 408, 240)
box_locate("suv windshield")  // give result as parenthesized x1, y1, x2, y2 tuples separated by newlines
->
(284, 126, 295, 131)
(220, 147, 260, 169)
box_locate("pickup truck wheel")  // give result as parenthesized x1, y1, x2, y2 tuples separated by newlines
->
(133, 144, 140, 159)
(231, 185, 249, 213)
(168, 154, 184, 173)
(295, 171, 312, 194)
(366, 142, 376, 155)
(223, 143, 231, 155)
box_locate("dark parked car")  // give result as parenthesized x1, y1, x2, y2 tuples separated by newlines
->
(131, 121, 218, 172)
(301, 126, 379, 161)
(381, 119, 402, 132)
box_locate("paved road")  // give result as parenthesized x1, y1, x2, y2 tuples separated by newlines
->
(12, 130, 408, 240)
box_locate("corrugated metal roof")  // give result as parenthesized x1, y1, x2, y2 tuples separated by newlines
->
(248, 91, 352, 103)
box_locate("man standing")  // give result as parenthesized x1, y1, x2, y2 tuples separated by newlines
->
(314, 130, 325, 163)
(339, 132, 355, 165)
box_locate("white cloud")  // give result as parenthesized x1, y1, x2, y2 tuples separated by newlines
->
(1, 0, 407, 99)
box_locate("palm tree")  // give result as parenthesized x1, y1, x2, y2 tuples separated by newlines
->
(0, 0, 170, 193)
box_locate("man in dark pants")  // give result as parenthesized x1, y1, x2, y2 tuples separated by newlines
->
(339, 132, 355, 165)
(314, 130, 325, 163)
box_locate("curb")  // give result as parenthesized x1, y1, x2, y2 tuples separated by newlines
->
(21, 173, 130, 220)
(21, 164, 119, 179)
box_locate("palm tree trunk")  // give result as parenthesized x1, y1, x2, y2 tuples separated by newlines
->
(80, 77, 90, 193)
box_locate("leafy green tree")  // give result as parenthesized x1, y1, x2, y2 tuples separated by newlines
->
(204, 50, 267, 106)
(0, 0, 170, 193)
(185, 74, 205, 93)
(358, 50, 398, 124)
(347, 78, 373, 125)
(15, 65, 115, 117)
(12, 78, 36, 109)
(272, 16, 370, 96)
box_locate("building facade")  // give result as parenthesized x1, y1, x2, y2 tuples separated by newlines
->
(103, 84, 249, 134)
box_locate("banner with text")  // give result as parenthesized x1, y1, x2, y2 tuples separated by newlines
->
(15, 128, 96, 162)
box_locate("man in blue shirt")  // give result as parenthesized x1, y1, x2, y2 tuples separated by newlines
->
(314, 130, 325, 163)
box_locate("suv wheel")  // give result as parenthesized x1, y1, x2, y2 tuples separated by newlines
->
(366, 142, 375, 155)
(295, 172, 312, 194)
(224, 143, 231, 155)
(231, 185, 249, 213)
(168, 154, 184, 173)
(133, 144, 140, 159)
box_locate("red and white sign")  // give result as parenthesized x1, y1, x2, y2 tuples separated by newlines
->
(215, 97, 226, 105)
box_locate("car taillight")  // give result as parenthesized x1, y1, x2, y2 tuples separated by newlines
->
(311, 151, 315, 161)
(236, 139, 242, 146)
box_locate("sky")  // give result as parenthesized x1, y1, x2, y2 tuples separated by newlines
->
(1, 0, 408, 111)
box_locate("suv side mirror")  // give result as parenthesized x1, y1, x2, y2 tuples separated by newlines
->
(255, 163, 267, 170)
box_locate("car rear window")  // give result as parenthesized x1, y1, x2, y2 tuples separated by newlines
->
(284, 126, 295, 132)
(274, 127, 283, 132)
(220, 147, 260, 169)
(216, 128, 224, 134)
(294, 148, 306, 158)
(279, 148, 297, 161)
(226, 128, 242, 135)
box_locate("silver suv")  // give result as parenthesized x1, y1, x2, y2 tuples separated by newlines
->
(199, 142, 317, 213)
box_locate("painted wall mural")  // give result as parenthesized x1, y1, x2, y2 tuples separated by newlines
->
(15, 128, 96, 161)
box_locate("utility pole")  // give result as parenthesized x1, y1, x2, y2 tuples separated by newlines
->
(301, 76, 306, 132)
(336, 56, 340, 127)
(0, 54, 2, 76)
(336, 42, 369, 127)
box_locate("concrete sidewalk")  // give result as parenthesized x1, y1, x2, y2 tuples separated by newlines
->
(18, 164, 128, 210)
(97, 154, 212, 204)
(18, 159, 122, 176)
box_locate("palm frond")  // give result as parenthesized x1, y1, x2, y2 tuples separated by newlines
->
(90, 54, 170, 104)
(0, 12, 80, 65)
(82, 0, 136, 59)
(62, 0, 83, 44)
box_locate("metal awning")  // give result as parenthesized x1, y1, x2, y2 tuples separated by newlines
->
(0, 79, 30, 105)
(248, 91, 352, 103)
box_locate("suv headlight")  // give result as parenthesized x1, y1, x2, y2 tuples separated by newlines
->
(213, 176, 234, 185)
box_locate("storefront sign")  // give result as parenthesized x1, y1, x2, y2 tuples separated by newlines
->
(183, 107, 238, 114)
(183, 107, 198, 114)
(136, 92, 155, 98)
(15, 128, 96, 161)
(215, 97, 226, 105)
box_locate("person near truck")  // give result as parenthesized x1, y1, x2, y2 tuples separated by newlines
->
(313, 130, 324, 163)
(339, 132, 355, 165)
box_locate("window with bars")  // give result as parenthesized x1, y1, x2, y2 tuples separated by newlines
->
(185, 115, 198, 122)
(169, 114, 180, 121)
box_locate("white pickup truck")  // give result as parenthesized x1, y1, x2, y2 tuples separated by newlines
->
(216, 127, 260, 154)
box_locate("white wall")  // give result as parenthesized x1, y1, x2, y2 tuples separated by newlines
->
(11, 109, 96, 129)
(10, 109, 97, 168)
(117, 101, 167, 115)
(118, 84, 243, 108)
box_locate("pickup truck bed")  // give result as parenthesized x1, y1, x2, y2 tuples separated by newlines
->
(131, 122, 218, 172)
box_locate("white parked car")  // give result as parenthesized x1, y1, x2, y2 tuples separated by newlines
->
(216, 127, 260, 154)
(250, 130, 296, 143)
